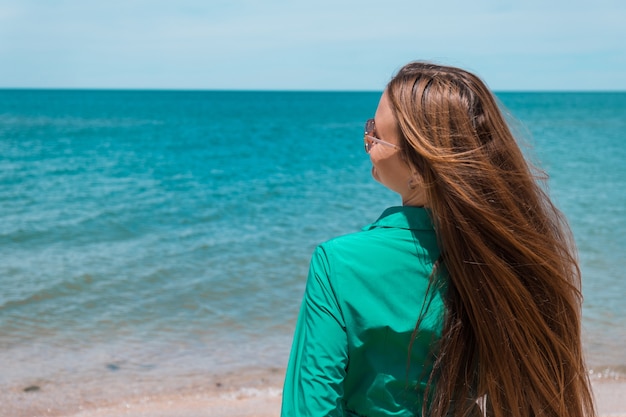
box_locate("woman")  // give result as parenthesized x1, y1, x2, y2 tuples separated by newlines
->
(281, 62, 595, 417)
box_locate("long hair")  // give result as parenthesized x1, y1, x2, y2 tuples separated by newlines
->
(386, 62, 595, 417)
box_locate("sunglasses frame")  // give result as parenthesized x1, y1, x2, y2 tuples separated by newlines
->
(364, 119, 399, 153)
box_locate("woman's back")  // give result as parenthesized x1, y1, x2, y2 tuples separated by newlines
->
(281, 206, 444, 416)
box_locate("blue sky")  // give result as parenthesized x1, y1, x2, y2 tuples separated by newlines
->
(1, 0, 624, 90)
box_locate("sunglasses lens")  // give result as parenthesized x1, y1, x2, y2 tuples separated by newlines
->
(365, 119, 374, 136)
(364, 119, 375, 153)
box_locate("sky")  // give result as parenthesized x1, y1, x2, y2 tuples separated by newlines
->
(0, 0, 624, 91)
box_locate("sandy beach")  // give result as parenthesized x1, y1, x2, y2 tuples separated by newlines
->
(7, 370, 625, 417)
(67, 380, 626, 417)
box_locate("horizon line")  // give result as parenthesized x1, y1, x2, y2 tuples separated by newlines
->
(1, 87, 625, 94)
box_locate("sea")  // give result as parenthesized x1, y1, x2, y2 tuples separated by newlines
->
(1, 90, 625, 412)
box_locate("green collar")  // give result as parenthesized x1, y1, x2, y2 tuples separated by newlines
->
(363, 206, 434, 231)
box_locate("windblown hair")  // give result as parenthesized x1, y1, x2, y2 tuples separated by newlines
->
(386, 62, 595, 417)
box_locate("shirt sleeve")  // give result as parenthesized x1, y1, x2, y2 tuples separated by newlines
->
(281, 244, 349, 417)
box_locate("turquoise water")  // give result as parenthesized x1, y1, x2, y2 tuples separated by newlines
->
(1, 90, 625, 398)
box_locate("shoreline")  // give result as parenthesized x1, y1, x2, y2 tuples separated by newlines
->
(6, 369, 626, 417)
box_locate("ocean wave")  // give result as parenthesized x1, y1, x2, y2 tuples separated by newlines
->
(0, 114, 163, 129)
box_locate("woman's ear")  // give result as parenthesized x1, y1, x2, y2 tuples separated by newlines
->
(407, 171, 422, 190)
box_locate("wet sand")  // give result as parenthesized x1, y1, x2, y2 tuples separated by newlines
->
(8, 372, 626, 417)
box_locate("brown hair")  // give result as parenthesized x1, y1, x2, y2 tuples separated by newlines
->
(386, 62, 595, 417)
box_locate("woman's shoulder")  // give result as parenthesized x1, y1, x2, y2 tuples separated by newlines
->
(316, 224, 389, 255)
(318, 207, 436, 253)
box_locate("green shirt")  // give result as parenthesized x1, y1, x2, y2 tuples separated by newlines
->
(281, 206, 445, 417)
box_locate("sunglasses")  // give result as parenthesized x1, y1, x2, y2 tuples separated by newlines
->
(364, 119, 399, 153)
